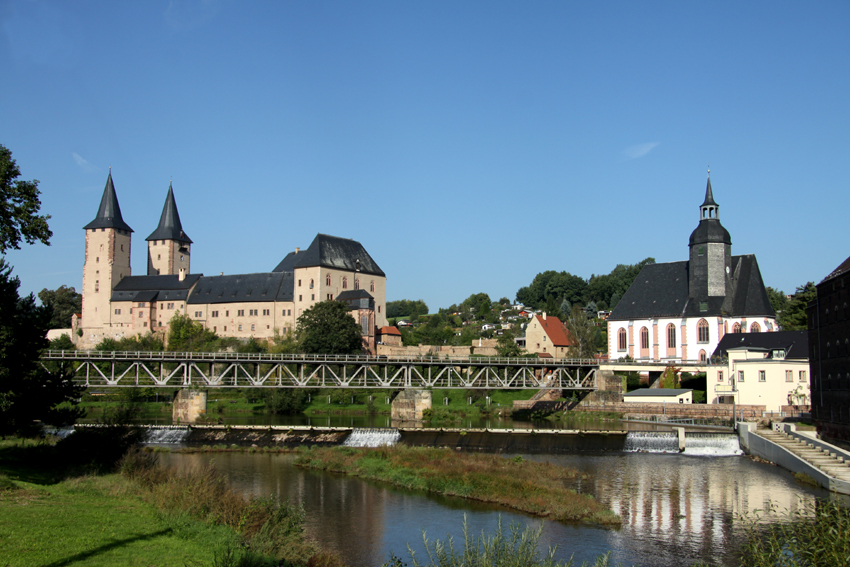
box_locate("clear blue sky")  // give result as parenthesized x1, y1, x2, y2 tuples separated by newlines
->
(2, 1, 848, 311)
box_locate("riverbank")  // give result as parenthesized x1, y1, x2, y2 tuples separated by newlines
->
(0, 437, 327, 567)
(294, 445, 621, 526)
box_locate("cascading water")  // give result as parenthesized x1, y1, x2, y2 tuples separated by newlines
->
(343, 428, 401, 448)
(683, 433, 742, 456)
(623, 432, 679, 453)
(44, 426, 76, 439)
(145, 426, 190, 444)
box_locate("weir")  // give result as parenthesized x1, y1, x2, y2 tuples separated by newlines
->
(623, 431, 742, 455)
(343, 428, 401, 447)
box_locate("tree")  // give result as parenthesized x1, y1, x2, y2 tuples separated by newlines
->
(0, 144, 52, 253)
(778, 282, 816, 331)
(765, 286, 788, 316)
(0, 259, 82, 434)
(38, 285, 82, 329)
(297, 300, 363, 355)
(167, 313, 219, 351)
(559, 298, 571, 319)
(496, 328, 522, 357)
(564, 305, 598, 359)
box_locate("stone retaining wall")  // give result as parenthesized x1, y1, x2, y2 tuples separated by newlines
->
(513, 399, 766, 419)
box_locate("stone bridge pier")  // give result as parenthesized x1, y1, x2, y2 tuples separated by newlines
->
(391, 389, 432, 422)
(173, 389, 207, 424)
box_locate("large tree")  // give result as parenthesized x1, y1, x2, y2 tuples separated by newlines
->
(778, 283, 816, 331)
(564, 305, 598, 359)
(297, 300, 363, 355)
(38, 285, 82, 329)
(0, 144, 52, 253)
(0, 260, 82, 434)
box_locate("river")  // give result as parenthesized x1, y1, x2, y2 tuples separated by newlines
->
(158, 441, 836, 567)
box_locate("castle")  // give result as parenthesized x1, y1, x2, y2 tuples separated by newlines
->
(75, 172, 388, 350)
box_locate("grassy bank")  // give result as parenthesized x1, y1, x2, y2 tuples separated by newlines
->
(0, 436, 326, 567)
(294, 445, 620, 526)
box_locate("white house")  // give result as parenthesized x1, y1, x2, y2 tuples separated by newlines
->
(624, 389, 693, 404)
(607, 175, 777, 363)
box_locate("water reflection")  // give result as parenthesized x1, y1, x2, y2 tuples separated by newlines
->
(160, 450, 835, 567)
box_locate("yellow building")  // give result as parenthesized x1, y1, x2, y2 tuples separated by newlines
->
(77, 172, 387, 349)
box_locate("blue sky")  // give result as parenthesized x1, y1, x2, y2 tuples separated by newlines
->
(2, 1, 848, 310)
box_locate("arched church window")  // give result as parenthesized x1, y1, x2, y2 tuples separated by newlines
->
(698, 319, 709, 343)
(618, 328, 627, 351)
(699, 349, 707, 362)
(342, 277, 348, 290)
(640, 328, 649, 349)
(667, 324, 676, 348)
(750, 322, 761, 333)
(732, 323, 741, 333)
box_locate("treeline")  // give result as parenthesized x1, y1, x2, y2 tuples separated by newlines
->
(515, 258, 655, 313)
(386, 299, 429, 320)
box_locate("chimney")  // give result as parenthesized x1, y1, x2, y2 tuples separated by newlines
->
(542, 312, 547, 320)
(179, 268, 185, 282)
(295, 247, 300, 254)
(220, 272, 223, 276)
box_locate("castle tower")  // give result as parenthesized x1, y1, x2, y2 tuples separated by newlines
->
(146, 183, 192, 277)
(688, 172, 732, 299)
(81, 171, 133, 330)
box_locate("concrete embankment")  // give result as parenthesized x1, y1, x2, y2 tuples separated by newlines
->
(399, 428, 628, 453)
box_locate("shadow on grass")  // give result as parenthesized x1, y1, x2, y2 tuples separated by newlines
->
(42, 528, 173, 567)
(0, 444, 64, 485)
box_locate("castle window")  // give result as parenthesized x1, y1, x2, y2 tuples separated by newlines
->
(288, 309, 291, 316)
(194, 311, 202, 318)
(251, 324, 255, 331)
(370, 281, 375, 292)
(354, 279, 360, 290)
(698, 319, 709, 343)
(139, 311, 144, 318)
(180, 255, 184, 262)
(326, 274, 331, 286)
(249, 309, 257, 316)
(238, 324, 242, 331)
(167, 303, 174, 309)
(225, 311, 229, 317)
(750, 322, 761, 333)
(96, 257, 99, 263)
(138, 302, 145, 307)
(121, 244, 124, 251)
(309, 279, 314, 289)
(342, 277, 348, 289)
(262, 309, 270, 316)
(298, 295, 302, 301)
(237, 310, 245, 317)
(143, 322, 147, 327)
(327, 294, 333, 300)
(157, 254, 161, 260)
(667, 324, 676, 348)
(698, 246, 705, 256)
(212, 311, 218, 317)
(95, 281, 99, 292)
(114, 309, 121, 315)
(618, 328, 627, 351)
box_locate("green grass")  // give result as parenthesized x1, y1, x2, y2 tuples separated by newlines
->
(0, 474, 241, 567)
(295, 445, 620, 526)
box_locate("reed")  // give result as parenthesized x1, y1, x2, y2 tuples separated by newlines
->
(295, 445, 620, 525)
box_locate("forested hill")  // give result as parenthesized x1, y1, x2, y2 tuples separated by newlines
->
(515, 258, 656, 313)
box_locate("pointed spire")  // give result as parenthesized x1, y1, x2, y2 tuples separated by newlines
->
(83, 171, 133, 232)
(702, 169, 717, 207)
(146, 182, 192, 243)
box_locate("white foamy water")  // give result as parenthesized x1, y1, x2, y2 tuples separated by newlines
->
(683, 433, 742, 456)
(623, 431, 679, 453)
(144, 426, 191, 444)
(343, 428, 401, 447)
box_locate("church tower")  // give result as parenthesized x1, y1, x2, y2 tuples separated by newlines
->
(146, 183, 192, 277)
(81, 171, 133, 331)
(688, 172, 732, 299)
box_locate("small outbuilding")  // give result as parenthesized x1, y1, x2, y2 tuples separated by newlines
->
(624, 388, 693, 404)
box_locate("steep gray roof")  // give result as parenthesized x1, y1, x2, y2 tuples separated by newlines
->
(287, 234, 385, 277)
(689, 218, 731, 246)
(187, 272, 294, 305)
(83, 171, 133, 232)
(110, 273, 201, 303)
(713, 330, 808, 360)
(820, 255, 850, 285)
(271, 251, 298, 273)
(337, 289, 375, 310)
(701, 176, 718, 207)
(609, 255, 775, 320)
(146, 184, 192, 243)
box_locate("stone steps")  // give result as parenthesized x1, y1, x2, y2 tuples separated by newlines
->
(758, 430, 850, 481)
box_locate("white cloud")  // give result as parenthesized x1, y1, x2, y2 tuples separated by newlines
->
(72, 152, 98, 171)
(623, 142, 660, 160)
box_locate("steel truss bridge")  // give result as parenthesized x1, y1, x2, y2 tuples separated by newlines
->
(40, 350, 599, 391)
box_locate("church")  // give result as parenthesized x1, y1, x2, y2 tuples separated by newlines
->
(75, 172, 388, 350)
(607, 175, 776, 362)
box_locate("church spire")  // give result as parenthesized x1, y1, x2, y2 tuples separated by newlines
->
(146, 182, 192, 243)
(83, 171, 133, 232)
(700, 170, 718, 220)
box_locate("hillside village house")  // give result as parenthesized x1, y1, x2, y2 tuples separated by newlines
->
(525, 313, 573, 358)
(607, 174, 776, 363)
(710, 331, 809, 413)
(75, 172, 387, 350)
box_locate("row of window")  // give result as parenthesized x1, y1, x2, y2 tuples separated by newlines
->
(206, 309, 294, 318)
(298, 276, 377, 292)
(717, 370, 807, 383)
(617, 320, 766, 351)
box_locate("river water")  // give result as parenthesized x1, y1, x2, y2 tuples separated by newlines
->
(159, 444, 836, 567)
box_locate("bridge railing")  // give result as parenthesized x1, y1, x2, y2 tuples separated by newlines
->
(41, 349, 599, 367)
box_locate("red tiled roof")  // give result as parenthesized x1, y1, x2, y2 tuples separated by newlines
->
(534, 315, 573, 347)
(379, 326, 402, 336)
(537, 352, 553, 359)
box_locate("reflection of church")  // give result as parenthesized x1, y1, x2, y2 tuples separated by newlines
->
(607, 174, 776, 362)
(76, 172, 387, 350)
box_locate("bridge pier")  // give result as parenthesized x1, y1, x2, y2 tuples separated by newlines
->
(391, 389, 432, 422)
(173, 389, 207, 424)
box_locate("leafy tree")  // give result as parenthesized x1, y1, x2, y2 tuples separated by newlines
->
(0, 260, 82, 434)
(261, 389, 309, 414)
(765, 286, 788, 316)
(559, 299, 571, 319)
(778, 282, 816, 331)
(584, 301, 598, 319)
(97, 333, 164, 352)
(167, 313, 219, 351)
(496, 328, 522, 357)
(49, 333, 75, 351)
(0, 145, 52, 253)
(269, 329, 299, 354)
(386, 299, 429, 319)
(659, 366, 681, 389)
(564, 305, 597, 359)
(38, 285, 82, 329)
(609, 292, 621, 310)
(297, 300, 363, 354)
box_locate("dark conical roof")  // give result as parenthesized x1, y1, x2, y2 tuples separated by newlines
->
(83, 171, 133, 232)
(701, 176, 718, 207)
(146, 183, 192, 243)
